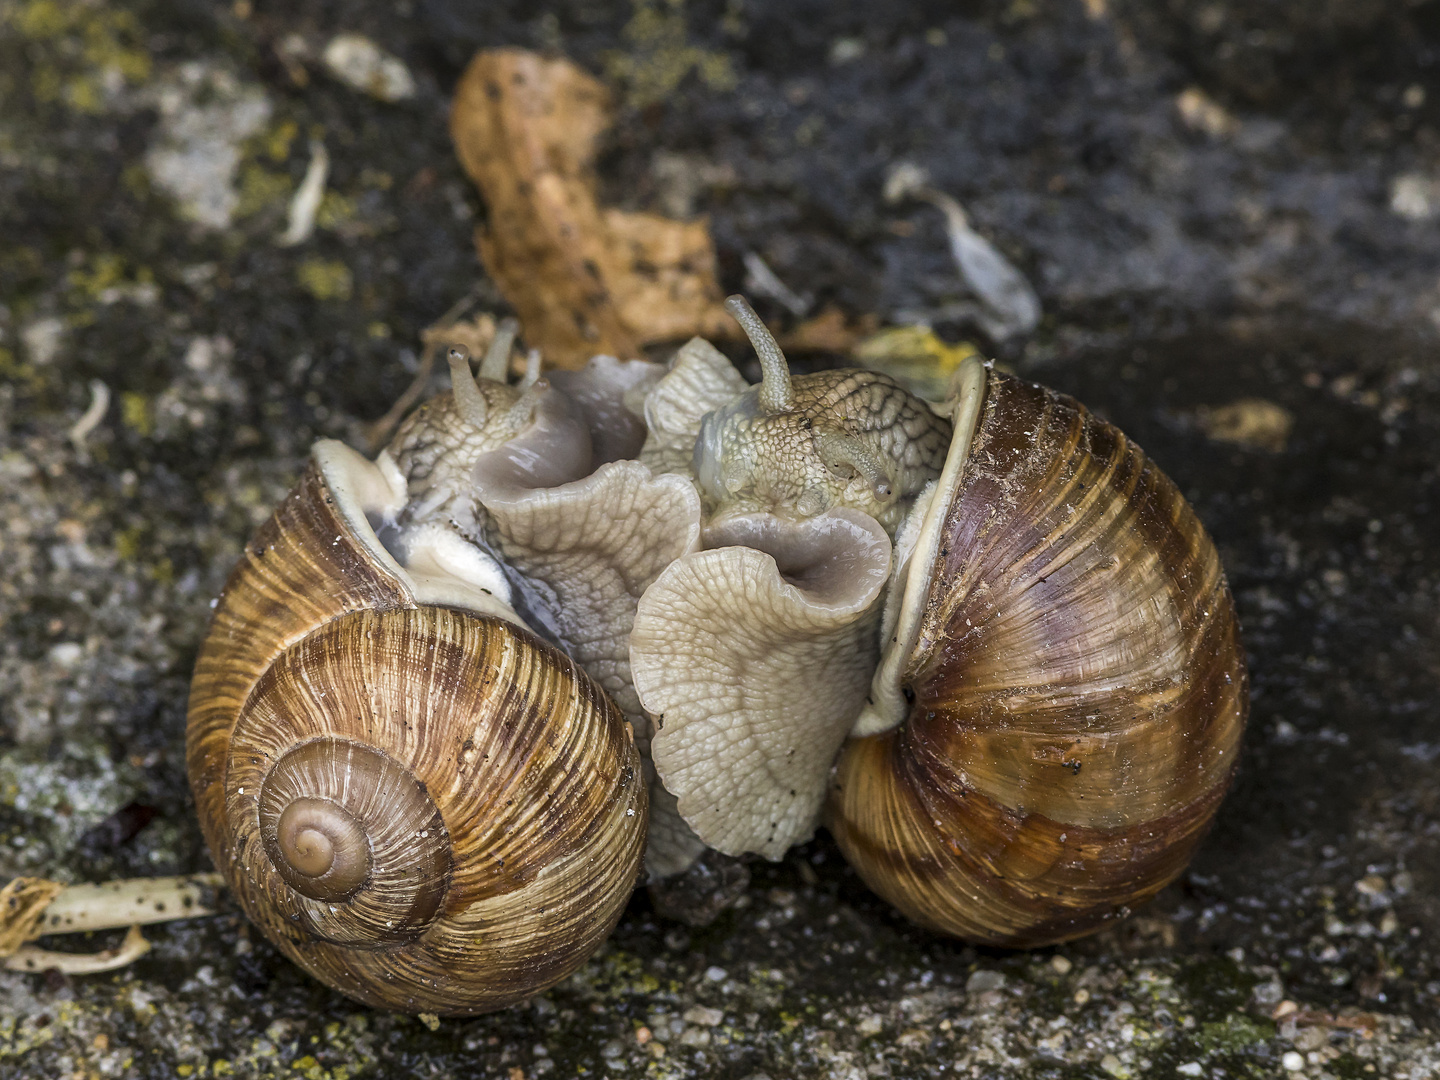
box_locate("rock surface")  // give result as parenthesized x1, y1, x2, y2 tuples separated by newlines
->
(1, 1, 1437, 1077)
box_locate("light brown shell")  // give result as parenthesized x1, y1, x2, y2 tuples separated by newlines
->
(827, 371, 1247, 946)
(186, 459, 647, 1014)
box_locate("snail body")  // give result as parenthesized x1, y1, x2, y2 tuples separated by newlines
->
(187, 344, 649, 1015)
(630, 298, 1248, 946)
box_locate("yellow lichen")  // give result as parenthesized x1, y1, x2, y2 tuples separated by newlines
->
(119, 393, 153, 437)
(10, 0, 152, 114)
(604, 0, 736, 109)
(266, 119, 300, 163)
(316, 191, 358, 230)
(296, 259, 354, 302)
(235, 163, 293, 219)
(852, 326, 982, 402)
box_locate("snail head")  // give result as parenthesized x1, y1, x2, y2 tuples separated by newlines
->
(694, 296, 953, 534)
(386, 320, 591, 527)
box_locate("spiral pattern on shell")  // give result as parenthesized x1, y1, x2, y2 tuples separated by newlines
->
(827, 371, 1247, 946)
(187, 457, 647, 1014)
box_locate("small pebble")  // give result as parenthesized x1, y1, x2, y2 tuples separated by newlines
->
(1050, 955, 1072, 975)
(682, 1005, 724, 1027)
(1355, 874, 1388, 897)
(1282, 1050, 1305, 1071)
(704, 966, 728, 982)
(322, 34, 417, 102)
(965, 969, 1005, 993)
(1177, 1064, 1203, 1077)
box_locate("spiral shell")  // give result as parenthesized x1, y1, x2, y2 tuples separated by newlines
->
(187, 454, 647, 1014)
(827, 370, 1247, 946)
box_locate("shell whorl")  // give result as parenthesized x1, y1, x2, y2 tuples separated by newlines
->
(827, 371, 1248, 946)
(187, 455, 647, 1015)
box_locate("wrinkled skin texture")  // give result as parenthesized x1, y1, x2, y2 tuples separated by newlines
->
(693, 369, 952, 536)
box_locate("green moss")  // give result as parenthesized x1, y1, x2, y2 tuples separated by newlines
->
(1176, 956, 1259, 1022)
(603, 0, 736, 109)
(0, 346, 46, 393)
(235, 163, 294, 220)
(1194, 1012, 1273, 1053)
(296, 259, 354, 302)
(316, 191, 358, 231)
(8, 0, 151, 114)
(119, 392, 153, 437)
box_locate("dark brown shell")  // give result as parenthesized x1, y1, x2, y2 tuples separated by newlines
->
(827, 371, 1247, 946)
(187, 458, 647, 1014)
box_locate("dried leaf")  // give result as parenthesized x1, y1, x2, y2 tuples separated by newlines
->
(0, 877, 64, 956)
(451, 49, 732, 369)
(420, 314, 499, 360)
(1195, 398, 1294, 452)
(4, 924, 151, 975)
(778, 306, 878, 354)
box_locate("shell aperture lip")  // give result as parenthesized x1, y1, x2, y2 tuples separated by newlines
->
(633, 508, 891, 860)
(854, 355, 989, 737)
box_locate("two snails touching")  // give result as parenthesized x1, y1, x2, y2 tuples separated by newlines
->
(187, 297, 1248, 1014)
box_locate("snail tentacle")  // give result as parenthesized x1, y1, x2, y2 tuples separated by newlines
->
(478, 316, 518, 382)
(725, 294, 793, 414)
(446, 345, 489, 430)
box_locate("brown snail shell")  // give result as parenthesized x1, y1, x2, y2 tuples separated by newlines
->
(186, 450, 647, 1015)
(826, 369, 1248, 946)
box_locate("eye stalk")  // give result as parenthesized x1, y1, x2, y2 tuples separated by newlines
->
(724, 295, 793, 414)
(694, 294, 951, 534)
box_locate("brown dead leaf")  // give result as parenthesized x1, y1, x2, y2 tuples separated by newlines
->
(420, 313, 499, 360)
(0, 877, 64, 956)
(778, 306, 879, 354)
(450, 49, 732, 369)
(1195, 398, 1294, 452)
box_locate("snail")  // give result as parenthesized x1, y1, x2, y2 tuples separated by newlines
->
(190, 294, 1248, 1015)
(629, 297, 1248, 946)
(185, 329, 675, 1015)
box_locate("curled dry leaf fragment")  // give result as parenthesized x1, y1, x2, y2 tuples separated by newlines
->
(884, 163, 1041, 342)
(0, 877, 64, 955)
(1, 874, 225, 975)
(450, 49, 732, 369)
